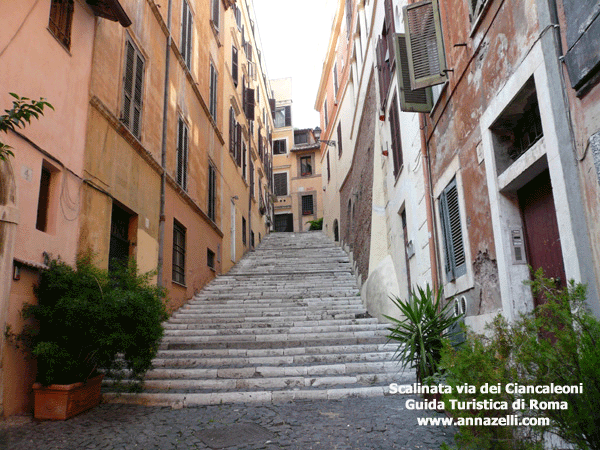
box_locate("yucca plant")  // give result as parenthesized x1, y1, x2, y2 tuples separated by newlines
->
(384, 284, 463, 383)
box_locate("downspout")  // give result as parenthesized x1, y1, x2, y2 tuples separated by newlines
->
(158, 0, 173, 287)
(420, 113, 440, 292)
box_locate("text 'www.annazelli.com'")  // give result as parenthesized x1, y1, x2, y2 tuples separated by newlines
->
(416, 416, 551, 427)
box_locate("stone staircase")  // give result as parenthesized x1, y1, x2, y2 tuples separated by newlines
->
(104, 232, 413, 407)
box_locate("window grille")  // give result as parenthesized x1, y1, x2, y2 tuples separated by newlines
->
(302, 195, 314, 215)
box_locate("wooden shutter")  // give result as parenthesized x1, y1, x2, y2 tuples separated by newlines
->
(244, 88, 255, 120)
(403, 0, 447, 89)
(236, 124, 242, 166)
(229, 107, 236, 155)
(337, 123, 343, 157)
(439, 178, 466, 280)
(284, 105, 291, 127)
(274, 173, 287, 196)
(389, 93, 403, 177)
(211, 0, 219, 29)
(208, 163, 216, 221)
(177, 119, 189, 191)
(210, 64, 217, 119)
(384, 0, 396, 70)
(232, 46, 238, 86)
(394, 34, 432, 112)
(376, 36, 390, 108)
(181, 0, 193, 69)
(122, 41, 135, 129)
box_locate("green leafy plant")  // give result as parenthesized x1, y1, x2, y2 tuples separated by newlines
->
(440, 271, 600, 450)
(384, 284, 463, 383)
(8, 255, 167, 387)
(1, 93, 53, 161)
(306, 217, 323, 230)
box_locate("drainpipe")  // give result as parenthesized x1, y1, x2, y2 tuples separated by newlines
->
(158, 0, 173, 287)
(420, 113, 440, 292)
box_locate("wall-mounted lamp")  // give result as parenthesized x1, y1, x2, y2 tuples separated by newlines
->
(231, 195, 239, 200)
(313, 126, 336, 147)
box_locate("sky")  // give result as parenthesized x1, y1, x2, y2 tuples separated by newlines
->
(252, 0, 339, 129)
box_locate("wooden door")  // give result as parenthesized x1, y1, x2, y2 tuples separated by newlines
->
(518, 170, 566, 305)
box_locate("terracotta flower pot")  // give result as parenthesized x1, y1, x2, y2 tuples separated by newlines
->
(32, 374, 104, 420)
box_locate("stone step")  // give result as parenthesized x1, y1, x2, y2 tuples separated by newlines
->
(145, 361, 401, 380)
(155, 343, 396, 359)
(104, 386, 393, 407)
(163, 318, 380, 330)
(163, 323, 388, 335)
(103, 231, 411, 407)
(151, 350, 397, 369)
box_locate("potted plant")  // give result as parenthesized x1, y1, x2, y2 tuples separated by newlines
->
(8, 254, 167, 419)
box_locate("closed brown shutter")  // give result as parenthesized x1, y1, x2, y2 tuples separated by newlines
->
(122, 37, 144, 138)
(244, 88, 255, 120)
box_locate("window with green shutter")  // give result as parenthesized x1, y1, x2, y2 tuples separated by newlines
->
(403, 0, 447, 89)
(394, 34, 433, 112)
(439, 177, 466, 281)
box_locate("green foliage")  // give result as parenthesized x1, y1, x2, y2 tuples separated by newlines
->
(306, 217, 323, 230)
(0, 93, 53, 161)
(440, 271, 600, 450)
(384, 284, 464, 383)
(10, 255, 167, 387)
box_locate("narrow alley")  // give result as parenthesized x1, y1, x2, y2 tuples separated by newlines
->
(2, 232, 456, 450)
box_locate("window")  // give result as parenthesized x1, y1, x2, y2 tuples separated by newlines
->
(176, 118, 189, 191)
(232, 45, 238, 87)
(300, 156, 313, 176)
(181, 0, 193, 69)
(273, 139, 287, 154)
(490, 78, 543, 175)
(403, 0, 447, 89)
(376, 18, 393, 108)
(49, 0, 74, 49)
(274, 106, 291, 128)
(337, 123, 343, 157)
(439, 177, 466, 281)
(122, 37, 145, 138)
(333, 63, 339, 97)
(243, 85, 255, 120)
(229, 107, 238, 157)
(234, 4, 241, 29)
(242, 217, 247, 246)
(395, 34, 433, 112)
(389, 93, 403, 177)
(250, 231, 255, 248)
(302, 195, 314, 215)
(172, 220, 186, 285)
(36, 166, 52, 232)
(209, 63, 217, 120)
(469, 0, 490, 23)
(249, 159, 255, 198)
(274, 172, 288, 196)
(562, 0, 600, 93)
(294, 132, 309, 145)
(345, 0, 353, 40)
(207, 248, 215, 270)
(109, 204, 132, 273)
(211, 0, 219, 30)
(323, 100, 328, 129)
(327, 151, 331, 181)
(242, 141, 247, 180)
(208, 162, 216, 221)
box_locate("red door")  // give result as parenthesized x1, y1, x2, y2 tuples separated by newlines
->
(518, 170, 566, 306)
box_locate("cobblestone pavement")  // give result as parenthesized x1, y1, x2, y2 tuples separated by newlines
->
(1, 395, 456, 450)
